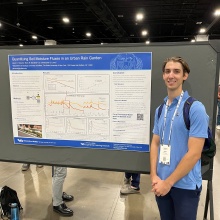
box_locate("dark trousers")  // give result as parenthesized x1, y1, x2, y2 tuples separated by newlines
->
(125, 172, 140, 189)
(156, 186, 202, 220)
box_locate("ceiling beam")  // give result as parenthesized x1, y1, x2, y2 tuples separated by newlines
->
(83, 0, 132, 43)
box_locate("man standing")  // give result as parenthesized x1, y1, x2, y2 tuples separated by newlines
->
(150, 57, 208, 220)
(21, 163, 43, 171)
(52, 166, 74, 216)
(120, 172, 140, 194)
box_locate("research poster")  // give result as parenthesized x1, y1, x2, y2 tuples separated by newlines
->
(8, 52, 152, 152)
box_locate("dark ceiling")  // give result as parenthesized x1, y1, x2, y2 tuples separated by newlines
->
(0, 0, 220, 46)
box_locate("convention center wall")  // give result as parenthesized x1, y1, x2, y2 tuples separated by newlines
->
(0, 41, 219, 173)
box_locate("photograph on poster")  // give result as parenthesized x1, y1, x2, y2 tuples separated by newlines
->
(17, 124, 42, 138)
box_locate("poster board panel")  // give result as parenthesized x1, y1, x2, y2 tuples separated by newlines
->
(0, 42, 218, 173)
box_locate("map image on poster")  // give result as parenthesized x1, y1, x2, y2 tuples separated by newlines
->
(8, 53, 152, 152)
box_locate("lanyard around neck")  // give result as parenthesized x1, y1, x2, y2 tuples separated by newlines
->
(161, 91, 184, 145)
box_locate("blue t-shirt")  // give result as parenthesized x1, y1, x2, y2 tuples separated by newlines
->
(153, 91, 209, 189)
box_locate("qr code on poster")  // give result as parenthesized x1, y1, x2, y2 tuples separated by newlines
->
(137, 113, 144, 120)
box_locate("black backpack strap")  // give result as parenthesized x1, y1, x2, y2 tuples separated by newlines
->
(158, 102, 165, 119)
(183, 96, 197, 130)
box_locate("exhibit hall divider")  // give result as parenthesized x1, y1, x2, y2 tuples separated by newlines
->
(1, 41, 220, 220)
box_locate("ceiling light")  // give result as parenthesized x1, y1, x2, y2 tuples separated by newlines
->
(118, 15, 124, 18)
(196, 22, 202, 25)
(141, 30, 148, 36)
(32, 35, 38, 39)
(47, 26, 53, 29)
(86, 32, 91, 37)
(41, 0, 48, 1)
(199, 28, 206, 33)
(145, 41, 150, 44)
(191, 39, 195, 42)
(214, 9, 220, 16)
(19, 44, 23, 47)
(63, 17, 70, 23)
(0, 23, 2, 27)
(17, 2, 23, 4)
(136, 13, 144, 21)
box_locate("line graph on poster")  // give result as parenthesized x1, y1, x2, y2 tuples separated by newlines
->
(77, 74, 110, 93)
(45, 117, 65, 133)
(66, 117, 87, 134)
(45, 94, 109, 117)
(44, 74, 76, 93)
(88, 118, 109, 135)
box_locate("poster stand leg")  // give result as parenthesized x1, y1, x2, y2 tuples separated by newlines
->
(203, 180, 214, 220)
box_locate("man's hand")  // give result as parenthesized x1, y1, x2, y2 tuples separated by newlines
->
(151, 179, 172, 197)
(151, 174, 161, 187)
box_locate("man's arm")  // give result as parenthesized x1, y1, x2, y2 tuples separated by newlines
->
(165, 137, 204, 186)
(152, 137, 204, 196)
(150, 134, 161, 185)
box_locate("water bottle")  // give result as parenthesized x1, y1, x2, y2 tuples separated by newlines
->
(9, 203, 19, 220)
